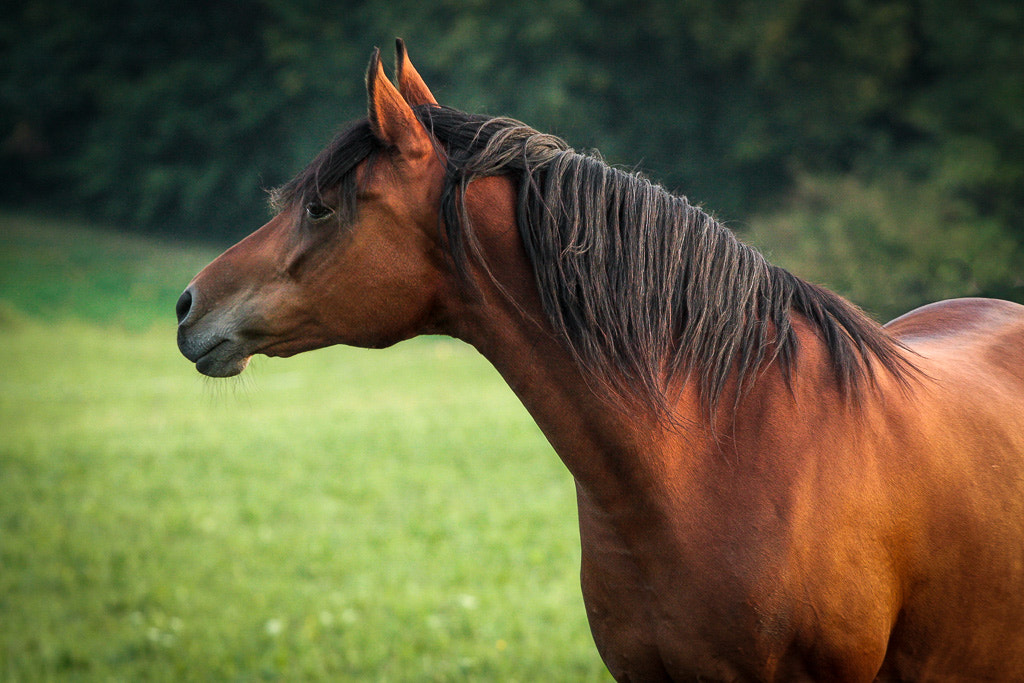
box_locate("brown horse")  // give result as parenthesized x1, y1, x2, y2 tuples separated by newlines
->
(177, 41, 1024, 681)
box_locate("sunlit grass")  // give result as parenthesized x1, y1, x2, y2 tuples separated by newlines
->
(0, 211, 223, 329)
(0, 214, 610, 680)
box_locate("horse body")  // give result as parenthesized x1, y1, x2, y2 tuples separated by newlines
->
(176, 42, 1024, 681)
(458, 175, 1024, 680)
(572, 304, 1024, 681)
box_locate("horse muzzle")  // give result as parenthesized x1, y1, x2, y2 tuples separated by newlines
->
(176, 286, 252, 377)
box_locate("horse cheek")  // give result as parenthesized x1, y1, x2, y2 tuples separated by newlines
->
(312, 232, 437, 348)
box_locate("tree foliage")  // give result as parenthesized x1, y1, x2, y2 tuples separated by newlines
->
(2, 0, 1020, 315)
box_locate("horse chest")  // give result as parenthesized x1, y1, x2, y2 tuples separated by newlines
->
(576, 503, 794, 680)
(574, 493, 895, 681)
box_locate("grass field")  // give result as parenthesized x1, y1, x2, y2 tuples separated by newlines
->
(0, 213, 611, 680)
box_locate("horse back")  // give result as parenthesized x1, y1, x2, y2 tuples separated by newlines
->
(886, 297, 1024, 382)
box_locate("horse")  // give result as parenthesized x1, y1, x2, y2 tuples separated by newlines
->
(176, 40, 1024, 681)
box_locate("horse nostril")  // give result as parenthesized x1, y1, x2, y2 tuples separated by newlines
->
(175, 288, 194, 325)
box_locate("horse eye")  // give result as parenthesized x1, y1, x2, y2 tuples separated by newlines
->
(305, 202, 334, 222)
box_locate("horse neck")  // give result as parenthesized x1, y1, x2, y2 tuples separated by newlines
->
(444, 177, 712, 519)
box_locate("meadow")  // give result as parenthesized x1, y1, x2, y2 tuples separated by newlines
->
(0, 214, 611, 681)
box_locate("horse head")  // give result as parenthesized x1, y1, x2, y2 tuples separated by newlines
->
(176, 41, 450, 377)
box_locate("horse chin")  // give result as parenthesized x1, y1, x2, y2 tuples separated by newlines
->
(194, 341, 252, 378)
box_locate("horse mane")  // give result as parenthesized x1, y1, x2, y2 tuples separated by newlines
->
(274, 104, 915, 419)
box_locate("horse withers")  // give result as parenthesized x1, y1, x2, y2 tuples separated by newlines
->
(177, 41, 1024, 681)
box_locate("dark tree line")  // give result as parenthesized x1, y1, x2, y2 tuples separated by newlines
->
(2, 0, 1021, 317)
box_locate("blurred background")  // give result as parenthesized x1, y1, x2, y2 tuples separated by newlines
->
(1, 1, 1021, 679)
(3, 0, 1022, 318)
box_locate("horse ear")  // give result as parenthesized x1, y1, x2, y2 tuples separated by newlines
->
(366, 47, 431, 158)
(395, 38, 437, 106)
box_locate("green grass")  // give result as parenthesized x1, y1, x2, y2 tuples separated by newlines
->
(0, 213, 610, 681)
(0, 212, 225, 330)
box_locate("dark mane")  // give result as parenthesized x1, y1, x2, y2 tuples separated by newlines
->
(276, 105, 914, 418)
